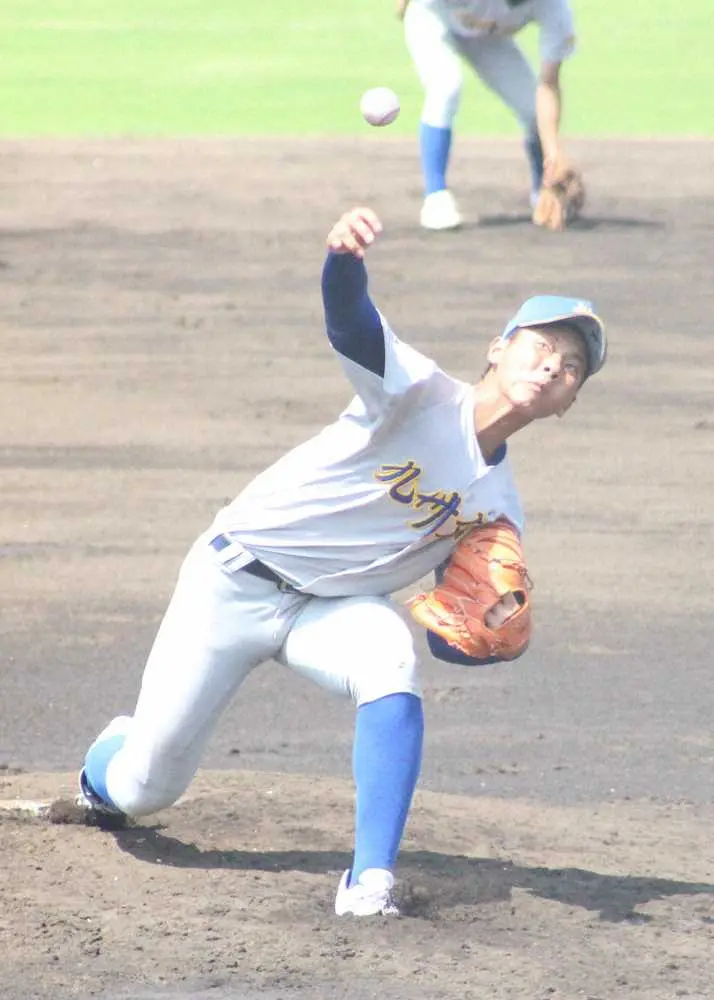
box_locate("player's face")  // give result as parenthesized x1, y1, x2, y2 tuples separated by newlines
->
(487, 324, 588, 417)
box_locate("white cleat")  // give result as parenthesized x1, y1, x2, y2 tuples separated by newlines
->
(419, 189, 463, 231)
(76, 768, 126, 818)
(334, 868, 400, 917)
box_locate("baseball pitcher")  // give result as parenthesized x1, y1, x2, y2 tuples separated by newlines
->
(76, 206, 607, 917)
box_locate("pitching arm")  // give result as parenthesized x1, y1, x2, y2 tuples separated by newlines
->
(321, 250, 386, 377)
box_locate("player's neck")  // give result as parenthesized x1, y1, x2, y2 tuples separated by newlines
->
(472, 384, 533, 461)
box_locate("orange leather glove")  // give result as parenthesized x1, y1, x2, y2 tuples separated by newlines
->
(406, 519, 533, 661)
(533, 159, 585, 232)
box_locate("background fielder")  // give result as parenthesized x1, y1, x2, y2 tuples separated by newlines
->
(399, 0, 577, 229)
(77, 204, 606, 918)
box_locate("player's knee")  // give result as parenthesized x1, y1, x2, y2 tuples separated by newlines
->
(108, 770, 188, 818)
(422, 79, 462, 128)
(105, 751, 191, 817)
(349, 620, 420, 706)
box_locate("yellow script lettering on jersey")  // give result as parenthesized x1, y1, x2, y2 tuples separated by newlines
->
(375, 460, 490, 538)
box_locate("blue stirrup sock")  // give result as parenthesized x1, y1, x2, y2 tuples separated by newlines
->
(420, 123, 453, 196)
(350, 692, 424, 885)
(422, 123, 542, 199)
(83, 733, 126, 809)
(525, 129, 544, 198)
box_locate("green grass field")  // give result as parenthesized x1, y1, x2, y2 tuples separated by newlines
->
(0, 0, 710, 136)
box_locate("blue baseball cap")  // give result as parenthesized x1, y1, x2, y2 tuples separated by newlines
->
(501, 295, 607, 378)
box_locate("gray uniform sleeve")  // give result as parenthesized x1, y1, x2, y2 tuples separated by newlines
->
(534, 0, 576, 63)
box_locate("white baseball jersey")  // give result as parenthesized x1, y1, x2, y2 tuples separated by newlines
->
(210, 316, 524, 598)
(420, 0, 576, 62)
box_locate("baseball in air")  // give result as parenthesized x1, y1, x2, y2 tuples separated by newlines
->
(360, 87, 401, 127)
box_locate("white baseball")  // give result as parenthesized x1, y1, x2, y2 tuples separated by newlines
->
(360, 87, 400, 127)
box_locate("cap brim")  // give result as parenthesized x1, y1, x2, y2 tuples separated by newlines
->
(512, 312, 607, 378)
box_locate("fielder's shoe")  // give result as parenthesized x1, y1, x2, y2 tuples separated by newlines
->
(419, 189, 462, 231)
(334, 868, 400, 917)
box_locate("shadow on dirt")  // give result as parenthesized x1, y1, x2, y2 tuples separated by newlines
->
(476, 214, 666, 229)
(112, 824, 714, 923)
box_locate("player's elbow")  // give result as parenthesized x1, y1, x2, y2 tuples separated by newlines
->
(538, 61, 562, 88)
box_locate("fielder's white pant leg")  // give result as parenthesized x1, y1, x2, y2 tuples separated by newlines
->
(403, 1, 463, 128)
(103, 541, 307, 816)
(278, 595, 420, 706)
(457, 35, 538, 130)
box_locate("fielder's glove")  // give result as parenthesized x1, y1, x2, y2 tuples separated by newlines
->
(532, 158, 585, 232)
(406, 519, 533, 661)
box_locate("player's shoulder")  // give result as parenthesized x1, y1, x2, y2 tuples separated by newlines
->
(382, 319, 465, 397)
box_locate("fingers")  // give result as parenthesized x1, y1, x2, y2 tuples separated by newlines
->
(484, 592, 521, 630)
(326, 207, 383, 258)
(532, 188, 566, 230)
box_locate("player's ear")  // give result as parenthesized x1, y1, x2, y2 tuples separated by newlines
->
(486, 336, 506, 367)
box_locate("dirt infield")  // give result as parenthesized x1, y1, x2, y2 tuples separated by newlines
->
(1, 137, 713, 1000)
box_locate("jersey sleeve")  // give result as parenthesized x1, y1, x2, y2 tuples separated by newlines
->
(322, 251, 386, 376)
(322, 251, 444, 421)
(535, 0, 576, 63)
(427, 629, 503, 666)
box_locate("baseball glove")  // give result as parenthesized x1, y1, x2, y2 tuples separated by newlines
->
(406, 518, 532, 661)
(532, 158, 585, 232)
